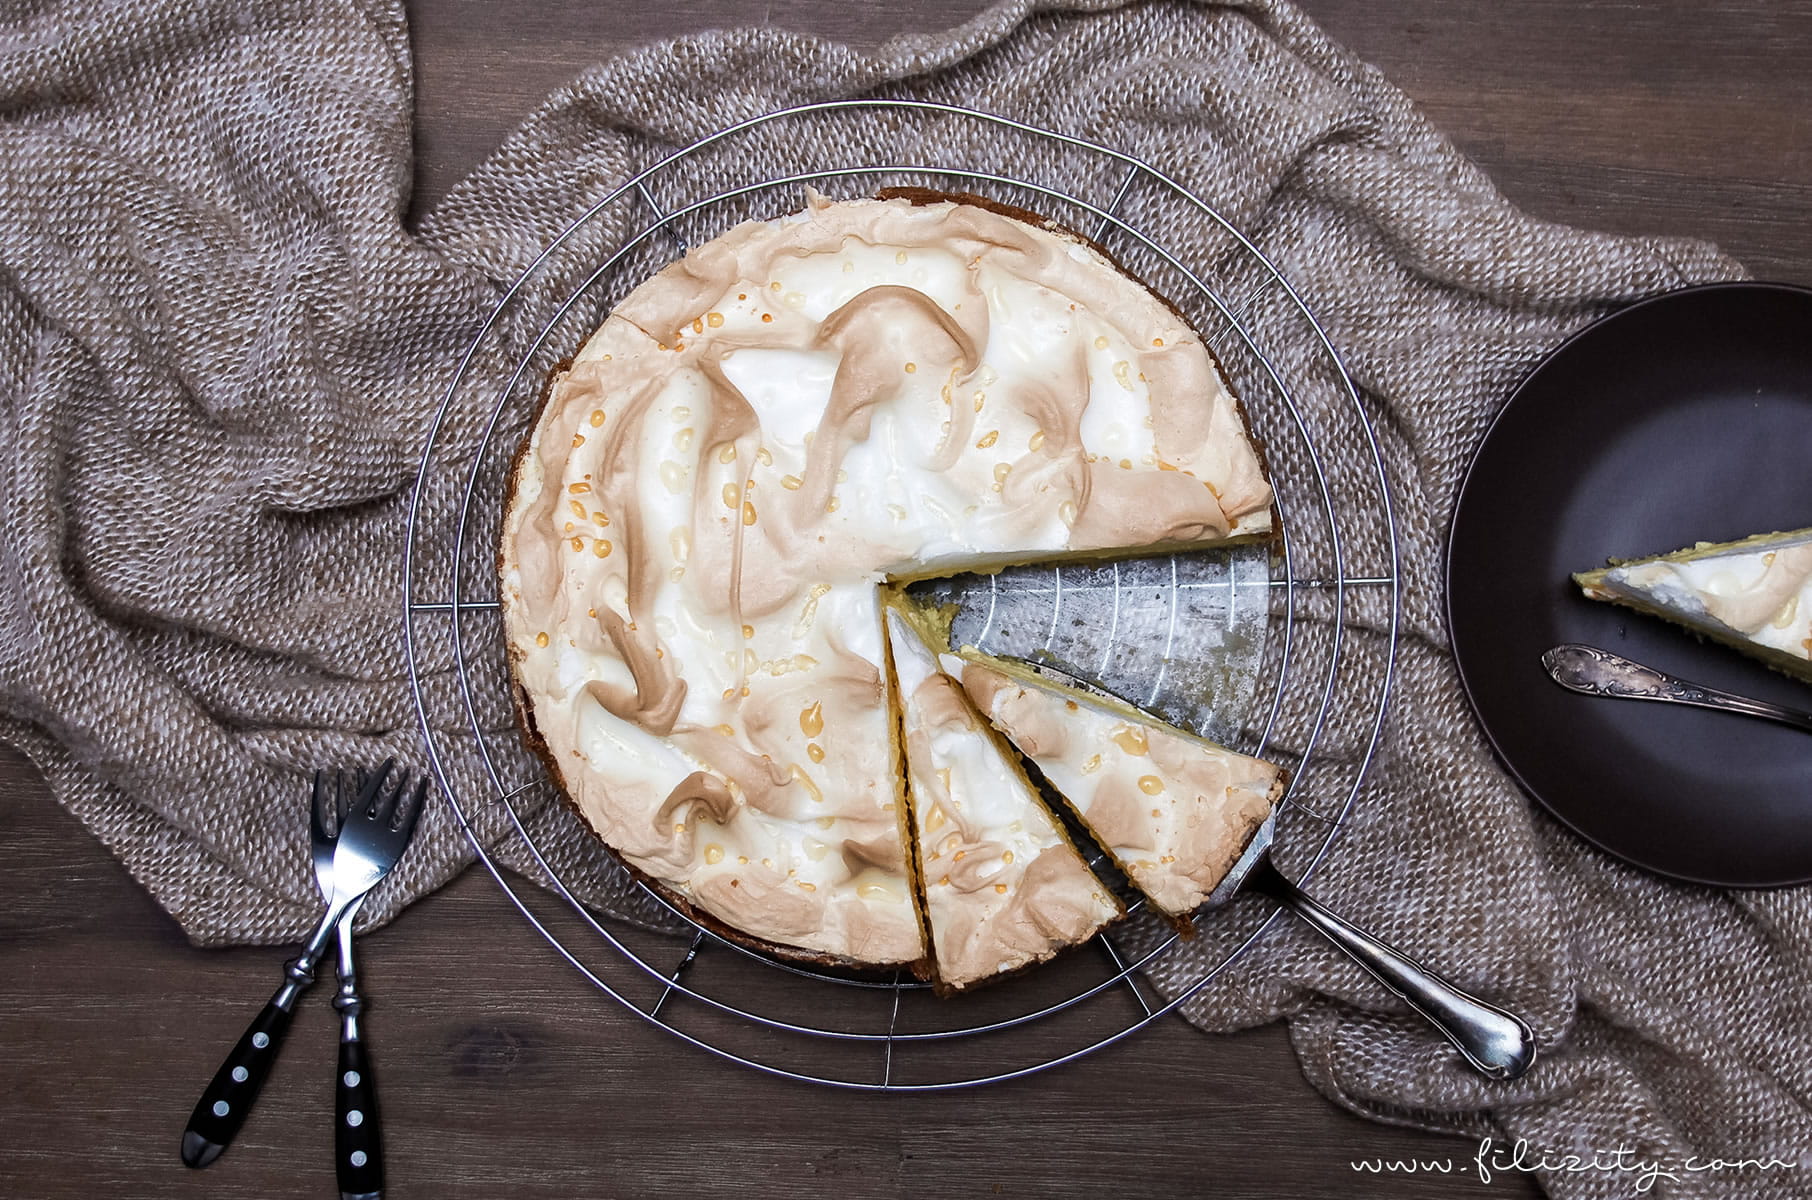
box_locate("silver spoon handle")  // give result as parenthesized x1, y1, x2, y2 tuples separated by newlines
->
(1543, 643, 1812, 733)
(1248, 861, 1537, 1080)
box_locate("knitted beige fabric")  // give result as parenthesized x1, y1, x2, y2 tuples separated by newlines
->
(3, 1, 1806, 1195)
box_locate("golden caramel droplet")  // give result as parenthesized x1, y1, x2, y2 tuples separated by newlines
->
(742, 501, 758, 526)
(1001, 850, 1015, 865)
(826, 495, 841, 513)
(1080, 753, 1103, 774)
(800, 700, 824, 737)
(789, 763, 824, 804)
(993, 463, 1012, 483)
(797, 881, 816, 892)
(1028, 430, 1046, 451)
(672, 427, 694, 451)
(972, 391, 986, 412)
(593, 511, 610, 526)
(569, 499, 587, 519)
(704, 844, 724, 865)
(659, 462, 686, 494)
(953, 849, 966, 862)
(592, 539, 612, 558)
(714, 724, 735, 737)
(760, 312, 773, 323)
(1093, 335, 1110, 350)
(1058, 499, 1078, 527)
(588, 409, 605, 427)
(903, 362, 917, 374)
(569, 537, 584, 552)
(780, 474, 803, 490)
(1138, 775, 1164, 795)
(994, 883, 1008, 894)
(571, 433, 585, 448)
(706, 311, 725, 328)
(669, 527, 691, 563)
(721, 482, 741, 509)
(692, 317, 704, 335)
(1111, 725, 1150, 756)
(976, 429, 999, 449)
(568, 481, 590, 494)
(534, 632, 549, 647)
(755, 446, 773, 466)
(741, 623, 755, 639)
(671, 406, 691, 422)
(717, 443, 737, 464)
(1112, 360, 1134, 391)
(807, 742, 825, 764)
(1152, 336, 1164, 347)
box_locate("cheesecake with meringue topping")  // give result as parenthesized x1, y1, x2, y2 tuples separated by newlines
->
(945, 652, 1282, 928)
(885, 609, 1122, 991)
(498, 190, 1274, 979)
(1575, 527, 1812, 683)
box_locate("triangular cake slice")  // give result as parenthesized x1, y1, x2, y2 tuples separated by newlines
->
(1574, 527, 1812, 683)
(945, 653, 1283, 927)
(884, 611, 1124, 990)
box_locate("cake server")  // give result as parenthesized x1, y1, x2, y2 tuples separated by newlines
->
(1016, 658, 1538, 1082)
(181, 759, 425, 1171)
(1543, 643, 1812, 733)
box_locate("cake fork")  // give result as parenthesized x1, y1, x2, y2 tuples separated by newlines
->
(181, 759, 425, 1170)
(315, 765, 417, 1200)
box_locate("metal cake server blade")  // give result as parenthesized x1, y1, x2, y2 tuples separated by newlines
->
(1014, 658, 1538, 1082)
(1543, 643, 1812, 734)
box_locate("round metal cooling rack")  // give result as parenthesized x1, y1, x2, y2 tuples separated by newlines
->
(402, 100, 1400, 1090)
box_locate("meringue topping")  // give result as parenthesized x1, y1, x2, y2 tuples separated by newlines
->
(499, 193, 1273, 967)
(886, 610, 1122, 989)
(952, 654, 1281, 920)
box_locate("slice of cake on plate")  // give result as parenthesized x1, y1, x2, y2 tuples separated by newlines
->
(1574, 527, 1812, 683)
(884, 610, 1123, 991)
(943, 651, 1284, 929)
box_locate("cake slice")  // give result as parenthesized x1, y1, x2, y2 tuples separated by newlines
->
(1574, 527, 1812, 683)
(946, 653, 1283, 927)
(884, 611, 1123, 990)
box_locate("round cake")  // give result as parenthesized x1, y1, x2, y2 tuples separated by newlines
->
(499, 190, 1273, 978)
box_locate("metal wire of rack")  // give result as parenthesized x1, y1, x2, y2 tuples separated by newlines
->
(402, 100, 1400, 1090)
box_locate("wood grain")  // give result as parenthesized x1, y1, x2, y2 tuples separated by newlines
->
(5, 2, 1810, 1197)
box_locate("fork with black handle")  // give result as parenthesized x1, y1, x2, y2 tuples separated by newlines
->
(326, 766, 426, 1200)
(181, 760, 423, 1174)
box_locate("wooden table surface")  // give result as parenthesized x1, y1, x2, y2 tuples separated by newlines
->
(4, 2, 1810, 1197)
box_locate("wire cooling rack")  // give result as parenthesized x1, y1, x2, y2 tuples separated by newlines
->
(402, 100, 1400, 1090)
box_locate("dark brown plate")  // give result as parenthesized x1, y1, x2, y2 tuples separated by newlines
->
(1447, 282, 1812, 888)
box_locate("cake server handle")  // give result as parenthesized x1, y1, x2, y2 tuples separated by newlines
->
(1245, 859, 1537, 1080)
(1543, 644, 1812, 733)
